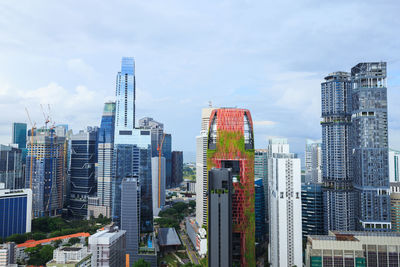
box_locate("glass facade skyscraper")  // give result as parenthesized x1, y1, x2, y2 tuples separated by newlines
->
(0, 145, 24, 189)
(12, 123, 27, 149)
(351, 62, 391, 231)
(301, 183, 324, 238)
(321, 72, 355, 232)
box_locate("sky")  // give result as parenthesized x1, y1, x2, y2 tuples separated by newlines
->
(0, 0, 400, 162)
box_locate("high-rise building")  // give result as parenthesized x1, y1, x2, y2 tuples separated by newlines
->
(112, 57, 153, 231)
(46, 244, 92, 267)
(208, 168, 232, 267)
(321, 71, 355, 232)
(12, 123, 27, 149)
(301, 183, 324, 238)
(305, 139, 322, 184)
(254, 178, 266, 242)
(0, 242, 16, 266)
(171, 151, 183, 186)
(26, 128, 67, 217)
(0, 184, 32, 238)
(88, 226, 126, 267)
(69, 128, 98, 217)
(151, 157, 165, 216)
(0, 144, 24, 189)
(268, 138, 302, 267)
(254, 149, 268, 240)
(305, 231, 400, 267)
(351, 62, 391, 231)
(389, 149, 400, 183)
(207, 108, 255, 266)
(163, 134, 172, 188)
(390, 183, 400, 232)
(195, 107, 214, 227)
(88, 102, 116, 218)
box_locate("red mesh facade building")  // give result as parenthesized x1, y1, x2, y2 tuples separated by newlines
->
(207, 108, 255, 266)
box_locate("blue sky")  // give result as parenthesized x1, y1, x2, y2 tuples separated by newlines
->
(0, 0, 400, 162)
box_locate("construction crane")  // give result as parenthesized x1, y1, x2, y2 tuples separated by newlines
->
(25, 108, 36, 190)
(157, 133, 166, 208)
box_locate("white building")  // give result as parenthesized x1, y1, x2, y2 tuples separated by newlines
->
(389, 149, 400, 183)
(46, 244, 91, 267)
(88, 227, 126, 267)
(152, 157, 166, 216)
(185, 218, 207, 257)
(305, 139, 322, 183)
(268, 138, 302, 267)
(0, 242, 16, 266)
(195, 107, 214, 227)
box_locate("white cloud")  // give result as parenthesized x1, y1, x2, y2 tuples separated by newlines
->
(67, 58, 96, 78)
(254, 120, 276, 126)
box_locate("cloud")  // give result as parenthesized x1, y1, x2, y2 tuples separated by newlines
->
(67, 58, 96, 78)
(254, 120, 276, 126)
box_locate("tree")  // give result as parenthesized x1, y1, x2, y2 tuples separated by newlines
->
(32, 232, 47, 240)
(6, 233, 27, 244)
(133, 259, 150, 267)
(52, 239, 62, 248)
(68, 237, 81, 245)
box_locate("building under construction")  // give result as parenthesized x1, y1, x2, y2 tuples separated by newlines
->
(25, 127, 67, 217)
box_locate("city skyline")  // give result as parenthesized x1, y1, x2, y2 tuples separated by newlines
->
(0, 1, 400, 161)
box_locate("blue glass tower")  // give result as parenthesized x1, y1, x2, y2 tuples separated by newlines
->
(12, 123, 27, 149)
(254, 178, 266, 242)
(112, 57, 153, 232)
(163, 134, 172, 188)
(321, 72, 355, 232)
(301, 183, 324, 238)
(351, 62, 391, 231)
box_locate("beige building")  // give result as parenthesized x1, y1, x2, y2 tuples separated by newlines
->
(306, 231, 400, 267)
(46, 245, 91, 267)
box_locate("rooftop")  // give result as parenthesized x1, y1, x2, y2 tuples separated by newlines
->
(158, 228, 181, 246)
(17, 233, 90, 248)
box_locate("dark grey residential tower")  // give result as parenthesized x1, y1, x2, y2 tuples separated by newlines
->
(208, 168, 232, 267)
(171, 151, 183, 186)
(351, 62, 391, 231)
(321, 72, 355, 232)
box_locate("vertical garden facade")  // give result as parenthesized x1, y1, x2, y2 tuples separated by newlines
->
(207, 108, 255, 266)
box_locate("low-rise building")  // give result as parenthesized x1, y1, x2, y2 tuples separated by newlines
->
(0, 242, 16, 266)
(46, 244, 91, 267)
(88, 226, 126, 267)
(306, 231, 400, 267)
(185, 217, 207, 257)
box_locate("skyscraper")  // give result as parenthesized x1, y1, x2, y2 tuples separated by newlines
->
(305, 139, 322, 184)
(26, 128, 67, 217)
(351, 62, 391, 231)
(207, 108, 255, 266)
(301, 183, 324, 238)
(195, 107, 214, 227)
(321, 71, 355, 232)
(12, 123, 27, 149)
(268, 139, 302, 267)
(0, 184, 32, 238)
(254, 178, 266, 242)
(254, 149, 268, 240)
(88, 101, 116, 218)
(0, 145, 23, 189)
(389, 149, 400, 183)
(171, 151, 183, 187)
(151, 156, 165, 216)
(208, 168, 232, 267)
(69, 128, 98, 217)
(390, 183, 400, 232)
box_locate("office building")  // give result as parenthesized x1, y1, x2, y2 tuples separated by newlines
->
(69, 128, 98, 217)
(89, 226, 126, 267)
(185, 218, 207, 257)
(305, 139, 322, 184)
(46, 244, 91, 267)
(121, 178, 157, 267)
(305, 231, 400, 267)
(351, 62, 391, 231)
(208, 168, 232, 267)
(26, 127, 67, 217)
(171, 151, 183, 187)
(255, 178, 266, 242)
(302, 183, 324, 238)
(151, 157, 165, 216)
(207, 108, 255, 266)
(389, 149, 400, 182)
(12, 123, 27, 150)
(0, 184, 32, 238)
(391, 183, 400, 232)
(88, 101, 116, 218)
(268, 138, 302, 267)
(254, 149, 268, 240)
(321, 71, 355, 232)
(112, 58, 153, 231)
(195, 107, 214, 227)
(0, 242, 16, 266)
(0, 144, 24, 189)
